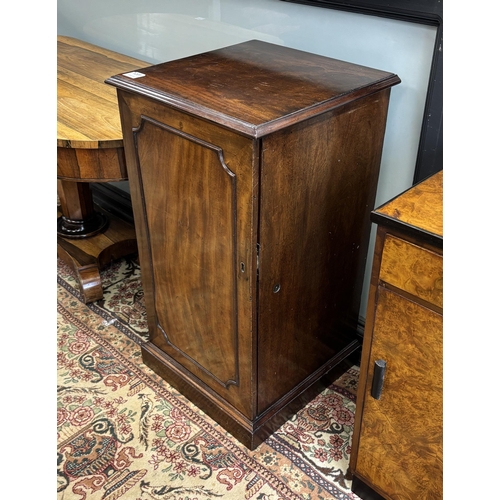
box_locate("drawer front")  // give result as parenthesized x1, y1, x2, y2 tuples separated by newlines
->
(380, 234, 442, 308)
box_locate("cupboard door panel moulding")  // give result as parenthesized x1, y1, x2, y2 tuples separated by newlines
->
(108, 40, 400, 449)
(118, 93, 257, 418)
(134, 118, 240, 389)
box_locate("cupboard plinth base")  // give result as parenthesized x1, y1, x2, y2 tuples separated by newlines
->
(141, 339, 359, 450)
(351, 476, 386, 500)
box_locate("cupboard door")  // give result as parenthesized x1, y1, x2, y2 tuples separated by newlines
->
(122, 97, 257, 417)
(357, 287, 442, 499)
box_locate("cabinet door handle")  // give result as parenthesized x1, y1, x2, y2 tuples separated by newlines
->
(370, 359, 386, 400)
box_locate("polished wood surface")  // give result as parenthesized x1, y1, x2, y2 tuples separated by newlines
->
(372, 169, 443, 244)
(57, 35, 146, 237)
(109, 40, 400, 448)
(356, 288, 442, 499)
(57, 36, 143, 300)
(58, 36, 146, 154)
(57, 204, 137, 303)
(107, 39, 400, 138)
(349, 170, 443, 499)
(257, 91, 391, 414)
(126, 105, 255, 416)
(380, 234, 443, 308)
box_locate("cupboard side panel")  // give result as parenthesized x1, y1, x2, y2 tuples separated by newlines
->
(257, 91, 390, 413)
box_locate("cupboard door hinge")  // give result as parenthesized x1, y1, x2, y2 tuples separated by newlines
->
(256, 243, 260, 280)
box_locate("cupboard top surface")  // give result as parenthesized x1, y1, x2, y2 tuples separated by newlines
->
(106, 39, 400, 138)
(372, 169, 443, 246)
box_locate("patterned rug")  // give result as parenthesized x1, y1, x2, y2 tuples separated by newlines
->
(57, 256, 362, 500)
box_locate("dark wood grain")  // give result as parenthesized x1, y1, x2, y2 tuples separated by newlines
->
(257, 90, 391, 413)
(57, 147, 128, 183)
(107, 39, 400, 138)
(109, 39, 399, 448)
(117, 95, 257, 417)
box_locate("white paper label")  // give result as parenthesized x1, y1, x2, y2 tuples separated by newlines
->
(123, 71, 146, 79)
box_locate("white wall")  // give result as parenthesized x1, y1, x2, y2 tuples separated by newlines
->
(58, 0, 437, 320)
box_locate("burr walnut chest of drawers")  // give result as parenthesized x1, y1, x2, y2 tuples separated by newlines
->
(348, 170, 443, 498)
(106, 40, 400, 449)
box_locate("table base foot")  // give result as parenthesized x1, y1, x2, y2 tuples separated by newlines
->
(75, 264, 104, 303)
(57, 206, 138, 303)
(57, 212, 109, 239)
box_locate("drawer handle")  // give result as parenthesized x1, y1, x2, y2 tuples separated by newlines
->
(371, 360, 386, 400)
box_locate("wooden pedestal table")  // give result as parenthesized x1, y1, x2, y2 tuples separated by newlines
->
(57, 36, 146, 302)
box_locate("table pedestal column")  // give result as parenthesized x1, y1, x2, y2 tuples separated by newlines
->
(57, 180, 108, 238)
(57, 180, 137, 303)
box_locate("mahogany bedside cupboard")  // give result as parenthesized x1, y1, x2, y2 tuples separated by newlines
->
(348, 170, 443, 499)
(106, 40, 400, 449)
